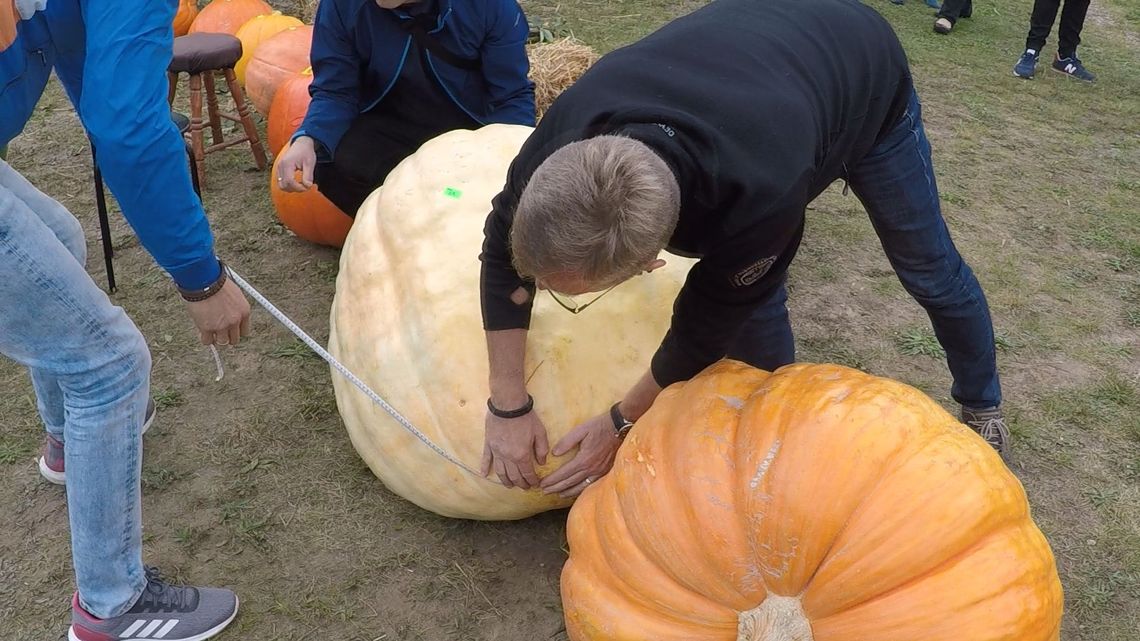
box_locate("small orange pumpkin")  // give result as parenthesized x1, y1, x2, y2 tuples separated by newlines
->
(562, 361, 1064, 641)
(267, 67, 313, 156)
(270, 154, 353, 247)
(188, 0, 273, 36)
(172, 0, 200, 37)
(233, 11, 303, 86)
(244, 25, 313, 115)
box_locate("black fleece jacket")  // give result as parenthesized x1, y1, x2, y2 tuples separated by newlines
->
(480, 0, 913, 386)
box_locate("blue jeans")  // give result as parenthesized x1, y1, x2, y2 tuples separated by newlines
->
(729, 89, 1002, 409)
(0, 159, 148, 618)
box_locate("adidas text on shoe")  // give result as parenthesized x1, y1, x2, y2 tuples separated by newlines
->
(1013, 49, 1039, 78)
(1051, 54, 1096, 82)
(69, 568, 238, 641)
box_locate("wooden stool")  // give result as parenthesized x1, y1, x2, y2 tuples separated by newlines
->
(167, 33, 267, 188)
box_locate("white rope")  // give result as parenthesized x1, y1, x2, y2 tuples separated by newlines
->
(217, 267, 489, 479)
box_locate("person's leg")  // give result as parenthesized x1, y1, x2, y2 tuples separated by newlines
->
(936, 0, 969, 21)
(1057, 0, 1091, 57)
(1025, 0, 1063, 52)
(1050, 0, 1096, 82)
(313, 110, 429, 217)
(0, 161, 87, 452)
(0, 160, 149, 617)
(846, 90, 1005, 452)
(935, 0, 970, 29)
(725, 277, 796, 372)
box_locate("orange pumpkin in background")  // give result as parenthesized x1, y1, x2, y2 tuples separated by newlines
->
(244, 25, 313, 115)
(172, 0, 200, 37)
(270, 154, 353, 248)
(188, 0, 273, 36)
(267, 67, 313, 156)
(234, 11, 303, 86)
(561, 361, 1064, 641)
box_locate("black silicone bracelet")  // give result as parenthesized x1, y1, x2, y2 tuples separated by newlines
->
(487, 394, 534, 419)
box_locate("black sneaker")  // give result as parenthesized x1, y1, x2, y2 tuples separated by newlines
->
(1014, 49, 1040, 79)
(961, 405, 1010, 460)
(1051, 54, 1096, 82)
(69, 567, 238, 641)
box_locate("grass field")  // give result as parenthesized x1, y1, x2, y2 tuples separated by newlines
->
(1, 0, 1139, 639)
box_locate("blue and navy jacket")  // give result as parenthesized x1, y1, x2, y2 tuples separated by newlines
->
(297, 0, 535, 161)
(1, 0, 220, 289)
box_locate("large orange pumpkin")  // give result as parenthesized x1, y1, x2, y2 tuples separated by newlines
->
(269, 154, 353, 247)
(562, 361, 1063, 641)
(267, 67, 313, 156)
(172, 0, 200, 37)
(188, 0, 272, 36)
(1, 0, 19, 50)
(233, 11, 303, 86)
(244, 25, 313, 115)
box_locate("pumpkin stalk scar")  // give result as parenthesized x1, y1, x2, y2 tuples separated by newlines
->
(737, 595, 814, 641)
(749, 439, 782, 489)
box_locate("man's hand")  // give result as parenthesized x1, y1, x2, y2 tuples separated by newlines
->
(540, 411, 621, 499)
(276, 136, 317, 192)
(482, 410, 549, 489)
(185, 279, 252, 346)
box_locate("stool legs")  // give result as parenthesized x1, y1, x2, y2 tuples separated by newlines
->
(188, 73, 209, 190)
(202, 72, 226, 146)
(224, 69, 267, 171)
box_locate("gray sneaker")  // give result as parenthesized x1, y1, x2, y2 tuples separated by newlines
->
(961, 405, 1010, 459)
(69, 567, 238, 641)
(39, 398, 156, 485)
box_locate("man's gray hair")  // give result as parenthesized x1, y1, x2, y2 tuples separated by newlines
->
(510, 135, 680, 285)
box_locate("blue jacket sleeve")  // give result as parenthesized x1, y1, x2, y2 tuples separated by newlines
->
(480, 0, 535, 126)
(70, 0, 220, 290)
(294, 0, 361, 161)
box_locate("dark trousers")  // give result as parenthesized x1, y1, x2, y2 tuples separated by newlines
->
(1025, 0, 1091, 58)
(314, 109, 468, 217)
(728, 88, 1001, 409)
(937, 0, 973, 23)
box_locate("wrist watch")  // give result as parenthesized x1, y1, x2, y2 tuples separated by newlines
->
(609, 402, 634, 439)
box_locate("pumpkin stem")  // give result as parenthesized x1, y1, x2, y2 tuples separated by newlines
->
(737, 595, 814, 641)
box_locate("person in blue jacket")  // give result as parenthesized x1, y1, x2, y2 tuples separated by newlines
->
(2, 0, 249, 639)
(276, 0, 536, 216)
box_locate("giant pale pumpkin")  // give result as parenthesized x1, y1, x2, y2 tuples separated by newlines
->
(328, 124, 698, 520)
(233, 11, 303, 86)
(269, 154, 352, 247)
(562, 360, 1063, 641)
(244, 24, 312, 115)
(172, 0, 199, 37)
(267, 67, 312, 156)
(188, 0, 272, 36)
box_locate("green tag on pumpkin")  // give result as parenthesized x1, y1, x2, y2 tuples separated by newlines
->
(443, 187, 462, 199)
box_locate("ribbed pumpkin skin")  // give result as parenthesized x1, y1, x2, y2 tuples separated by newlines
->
(172, 0, 200, 37)
(188, 0, 272, 36)
(244, 25, 312, 115)
(328, 124, 698, 520)
(562, 360, 1064, 641)
(269, 154, 352, 247)
(234, 12, 302, 86)
(267, 67, 312, 156)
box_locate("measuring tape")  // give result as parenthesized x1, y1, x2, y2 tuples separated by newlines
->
(211, 267, 491, 480)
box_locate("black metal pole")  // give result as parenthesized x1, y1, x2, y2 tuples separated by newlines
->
(91, 145, 116, 293)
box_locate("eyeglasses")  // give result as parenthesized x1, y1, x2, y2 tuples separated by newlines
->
(547, 284, 617, 314)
